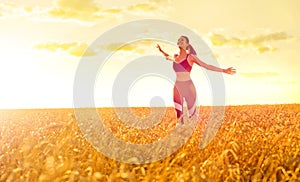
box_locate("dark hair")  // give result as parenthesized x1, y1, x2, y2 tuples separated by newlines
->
(181, 35, 190, 43)
(181, 35, 197, 55)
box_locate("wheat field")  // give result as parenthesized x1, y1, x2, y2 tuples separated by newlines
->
(0, 104, 299, 181)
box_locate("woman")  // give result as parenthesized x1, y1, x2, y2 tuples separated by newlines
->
(157, 36, 236, 124)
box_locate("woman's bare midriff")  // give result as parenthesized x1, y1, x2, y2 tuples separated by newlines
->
(176, 72, 191, 81)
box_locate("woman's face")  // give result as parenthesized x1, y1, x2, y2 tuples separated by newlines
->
(177, 36, 189, 49)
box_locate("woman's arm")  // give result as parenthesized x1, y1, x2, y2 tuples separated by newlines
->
(189, 54, 236, 74)
(156, 44, 177, 61)
(156, 44, 169, 57)
(166, 55, 175, 61)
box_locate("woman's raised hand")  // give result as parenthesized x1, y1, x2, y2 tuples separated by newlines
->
(223, 67, 236, 75)
(156, 44, 162, 51)
(156, 44, 170, 57)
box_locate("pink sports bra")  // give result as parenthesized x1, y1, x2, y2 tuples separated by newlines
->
(173, 54, 192, 72)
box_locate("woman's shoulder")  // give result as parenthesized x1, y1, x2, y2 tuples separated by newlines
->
(186, 53, 194, 59)
(187, 54, 196, 64)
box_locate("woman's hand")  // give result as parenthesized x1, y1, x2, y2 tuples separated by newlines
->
(223, 67, 236, 75)
(156, 44, 169, 57)
(156, 44, 162, 51)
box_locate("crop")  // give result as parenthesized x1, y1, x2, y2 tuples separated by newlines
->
(0, 104, 299, 181)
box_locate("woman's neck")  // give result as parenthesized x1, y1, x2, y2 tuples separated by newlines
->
(179, 47, 186, 55)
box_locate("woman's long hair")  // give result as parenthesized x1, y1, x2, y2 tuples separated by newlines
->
(181, 35, 197, 55)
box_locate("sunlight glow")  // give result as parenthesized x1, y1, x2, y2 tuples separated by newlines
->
(0, 0, 299, 108)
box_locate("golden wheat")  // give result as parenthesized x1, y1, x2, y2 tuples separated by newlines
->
(0, 105, 299, 181)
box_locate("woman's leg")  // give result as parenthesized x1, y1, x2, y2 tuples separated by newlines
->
(173, 83, 183, 119)
(184, 81, 197, 118)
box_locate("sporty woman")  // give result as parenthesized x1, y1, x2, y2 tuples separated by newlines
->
(157, 36, 236, 124)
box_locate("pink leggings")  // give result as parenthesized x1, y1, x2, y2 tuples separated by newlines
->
(173, 80, 197, 119)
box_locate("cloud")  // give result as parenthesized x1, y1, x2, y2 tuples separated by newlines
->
(264, 81, 297, 85)
(47, 0, 171, 23)
(0, 2, 40, 18)
(0, 1, 117, 23)
(101, 40, 156, 54)
(34, 40, 156, 57)
(125, 1, 172, 16)
(102, 8, 123, 14)
(239, 72, 279, 78)
(0, 2, 16, 17)
(208, 31, 292, 54)
(0, 0, 171, 24)
(55, 0, 99, 12)
(251, 32, 290, 43)
(256, 45, 277, 54)
(127, 3, 157, 12)
(148, 0, 171, 3)
(48, 0, 102, 21)
(126, 3, 161, 15)
(34, 42, 97, 57)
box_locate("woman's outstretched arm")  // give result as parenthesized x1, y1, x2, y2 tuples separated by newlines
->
(156, 44, 169, 56)
(189, 54, 236, 74)
(156, 44, 175, 61)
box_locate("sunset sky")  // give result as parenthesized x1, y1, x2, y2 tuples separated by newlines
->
(0, 0, 299, 108)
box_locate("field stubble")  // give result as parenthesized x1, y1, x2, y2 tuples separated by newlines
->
(0, 104, 299, 181)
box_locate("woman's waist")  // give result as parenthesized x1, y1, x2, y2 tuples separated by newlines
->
(175, 72, 191, 81)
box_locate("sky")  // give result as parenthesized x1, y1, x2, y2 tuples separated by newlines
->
(0, 0, 299, 108)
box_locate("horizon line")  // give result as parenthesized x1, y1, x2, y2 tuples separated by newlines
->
(0, 103, 299, 110)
